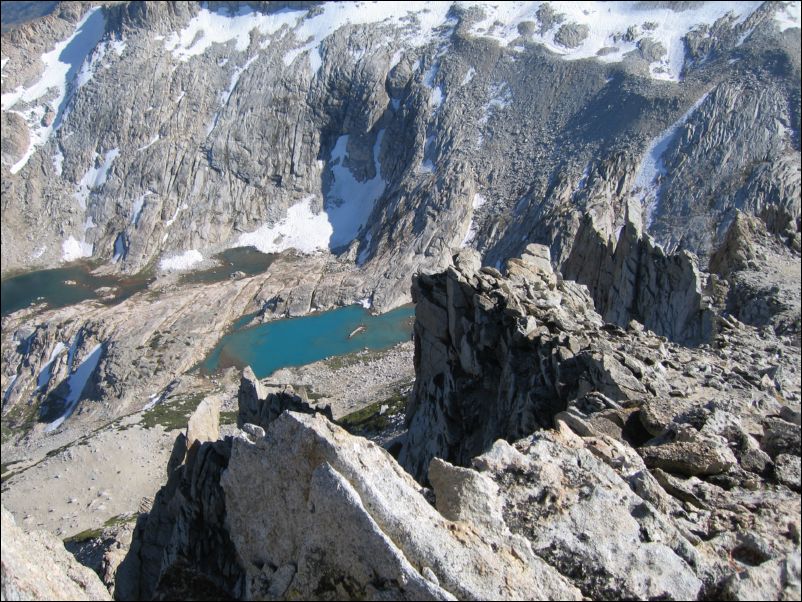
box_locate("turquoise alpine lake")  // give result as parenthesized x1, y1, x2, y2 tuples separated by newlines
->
(201, 304, 416, 378)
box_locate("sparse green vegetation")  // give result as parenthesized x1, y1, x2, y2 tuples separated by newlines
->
(63, 513, 138, 544)
(338, 389, 409, 435)
(323, 345, 400, 371)
(220, 410, 238, 425)
(63, 527, 103, 544)
(140, 392, 207, 430)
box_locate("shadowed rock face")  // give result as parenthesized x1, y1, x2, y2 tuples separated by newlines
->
(125, 401, 582, 601)
(237, 365, 333, 429)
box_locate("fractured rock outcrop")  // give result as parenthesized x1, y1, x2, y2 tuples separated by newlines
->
(398, 245, 801, 599)
(563, 214, 713, 344)
(237, 366, 333, 429)
(127, 409, 582, 601)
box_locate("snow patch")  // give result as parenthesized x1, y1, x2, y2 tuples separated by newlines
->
(461, 193, 487, 248)
(221, 54, 259, 104)
(164, 202, 188, 228)
(357, 232, 372, 266)
(112, 233, 126, 262)
(159, 249, 204, 271)
(631, 91, 712, 227)
(73, 148, 119, 210)
(3, 374, 19, 404)
(37, 342, 68, 390)
(131, 191, 152, 226)
(464, 1, 762, 81)
(775, 1, 801, 31)
(326, 130, 386, 248)
(283, 2, 454, 74)
(461, 67, 476, 85)
(62, 236, 93, 262)
(430, 84, 444, 109)
(234, 196, 333, 254)
(52, 147, 64, 175)
(136, 135, 160, 152)
(45, 343, 104, 432)
(479, 82, 513, 127)
(1, 8, 106, 174)
(165, 6, 303, 60)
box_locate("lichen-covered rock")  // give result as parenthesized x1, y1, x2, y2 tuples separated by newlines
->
(221, 412, 581, 601)
(474, 433, 702, 600)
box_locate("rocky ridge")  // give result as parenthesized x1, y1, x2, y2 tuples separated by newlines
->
(105, 243, 801, 600)
(1, 0, 800, 464)
(0, 2, 800, 600)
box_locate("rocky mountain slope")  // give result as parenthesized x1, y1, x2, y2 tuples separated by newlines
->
(2, 0, 799, 465)
(103, 246, 798, 600)
(1, 505, 111, 600)
(0, 2, 800, 600)
(2, 1, 799, 300)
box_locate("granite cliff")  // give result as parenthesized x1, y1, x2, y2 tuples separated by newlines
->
(1, 2, 800, 600)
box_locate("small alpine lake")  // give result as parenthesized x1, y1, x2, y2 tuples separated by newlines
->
(200, 304, 416, 379)
(0, 263, 152, 318)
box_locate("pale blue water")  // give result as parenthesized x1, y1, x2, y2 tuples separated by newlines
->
(201, 304, 415, 378)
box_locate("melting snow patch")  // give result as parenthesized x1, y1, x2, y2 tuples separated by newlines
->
(430, 84, 444, 109)
(52, 147, 64, 175)
(326, 130, 386, 248)
(1, 7, 106, 173)
(235, 196, 332, 253)
(165, 6, 303, 60)
(45, 343, 104, 432)
(159, 249, 204, 271)
(3, 374, 19, 404)
(62, 236, 93, 261)
(164, 202, 188, 228)
(461, 192, 487, 247)
(112, 233, 126, 262)
(136, 135, 160, 152)
(357, 232, 373, 266)
(775, 2, 801, 31)
(631, 90, 712, 227)
(462, 67, 476, 86)
(142, 393, 162, 412)
(480, 82, 512, 126)
(221, 55, 258, 105)
(131, 191, 152, 226)
(37, 342, 68, 390)
(73, 148, 119, 209)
